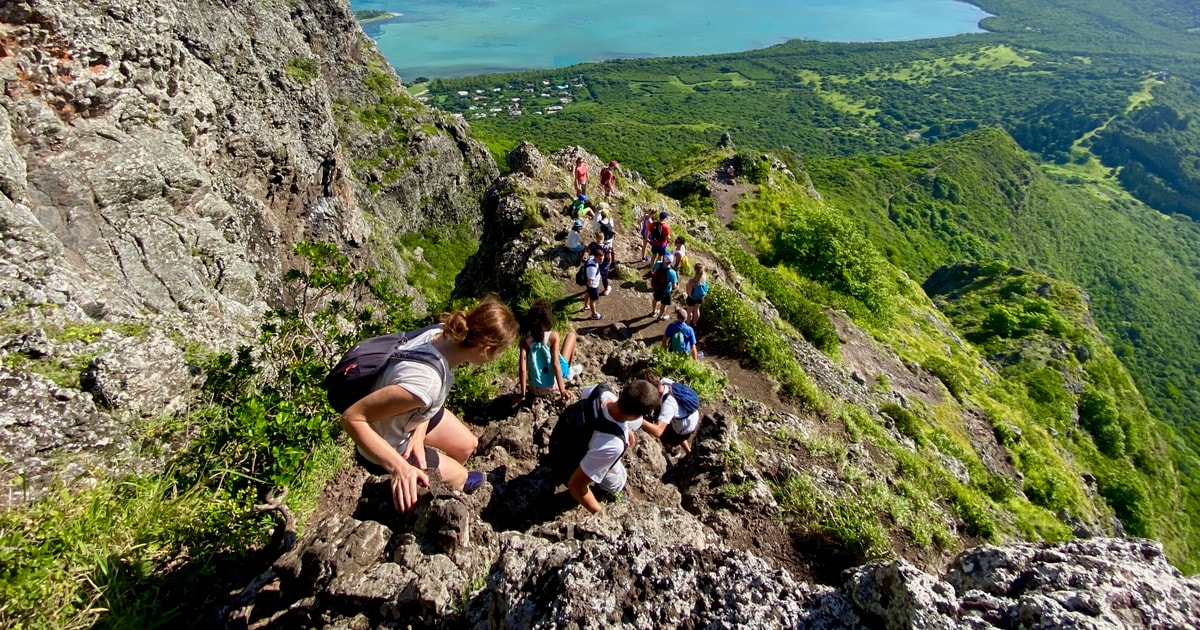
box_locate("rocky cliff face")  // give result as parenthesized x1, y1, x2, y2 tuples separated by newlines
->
(0, 0, 495, 495)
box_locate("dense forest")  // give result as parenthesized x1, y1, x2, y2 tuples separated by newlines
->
(420, 0, 1200, 475)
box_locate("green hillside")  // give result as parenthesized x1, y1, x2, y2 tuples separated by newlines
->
(802, 130, 1200, 451)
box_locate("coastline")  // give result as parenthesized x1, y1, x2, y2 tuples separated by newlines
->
(356, 11, 400, 25)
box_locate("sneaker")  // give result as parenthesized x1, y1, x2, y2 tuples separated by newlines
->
(592, 313, 604, 320)
(642, 256, 650, 262)
(603, 286, 612, 296)
(463, 471, 486, 494)
(658, 315, 668, 321)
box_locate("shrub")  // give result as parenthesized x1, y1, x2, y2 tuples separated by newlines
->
(652, 347, 727, 402)
(880, 402, 925, 445)
(950, 485, 998, 540)
(285, 57, 320, 84)
(1097, 467, 1155, 538)
(772, 204, 894, 316)
(1078, 389, 1126, 458)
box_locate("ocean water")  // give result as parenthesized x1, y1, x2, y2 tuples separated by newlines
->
(350, 0, 991, 79)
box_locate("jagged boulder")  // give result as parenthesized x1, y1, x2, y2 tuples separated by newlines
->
(506, 140, 546, 178)
(0, 367, 139, 502)
(81, 330, 200, 417)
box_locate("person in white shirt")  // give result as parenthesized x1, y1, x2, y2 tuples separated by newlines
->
(583, 245, 604, 320)
(567, 380, 662, 512)
(340, 298, 518, 512)
(566, 219, 585, 263)
(638, 371, 702, 455)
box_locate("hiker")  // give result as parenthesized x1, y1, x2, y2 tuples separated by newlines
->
(647, 211, 671, 270)
(569, 194, 590, 220)
(594, 239, 615, 296)
(671, 236, 688, 271)
(600, 159, 619, 198)
(685, 263, 709, 325)
(582, 245, 605, 320)
(337, 298, 518, 512)
(566, 219, 586, 263)
(546, 379, 662, 512)
(649, 254, 679, 321)
(574, 156, 589, 197)
(518, 299, 580, 400)
(637, 371, 702, 455)
(638, 206, 655, 262)
(594, 203, 614, 244)
(662, 308, 700, 360)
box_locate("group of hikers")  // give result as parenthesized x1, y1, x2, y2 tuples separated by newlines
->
(326, 156, 712, 515)
(566, 183, 710, 362)
(329, 298, 704, 514)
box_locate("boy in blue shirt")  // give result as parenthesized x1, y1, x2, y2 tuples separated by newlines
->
(662, 308, 700, 360)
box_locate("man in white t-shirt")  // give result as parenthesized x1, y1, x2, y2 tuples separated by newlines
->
(567, 380, 661, 513)
(582, 246, 604, 320)
(638, 372, 702, 455)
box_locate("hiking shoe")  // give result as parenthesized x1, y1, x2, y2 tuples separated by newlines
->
(603, 286, 612, 296)
(463, 471, 486, 494)
(592, 313, 604, 320)
(658, 315, 668, 321)
(642, 256, 650, 262)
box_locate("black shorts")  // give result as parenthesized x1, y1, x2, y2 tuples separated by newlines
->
(661, 424, 693, 447)
(686, 296, 705, 306)
(587, 286, 601, 301)
(655, 290, 673, 306)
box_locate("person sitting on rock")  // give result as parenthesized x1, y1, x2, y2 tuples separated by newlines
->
(569, 194, 590, 220)
(340, 298, 518, 512)
(637, 370, 702, 455)
(662, 308, 700, 360)
(566, 219, 586, 263)
(546, 379, 661, 512)
(518, 299, 580, 401)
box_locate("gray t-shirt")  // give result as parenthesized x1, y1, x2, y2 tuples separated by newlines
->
(358, 326, 452, 464)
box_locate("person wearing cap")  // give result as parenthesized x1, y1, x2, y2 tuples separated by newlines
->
(574, 157, 589, 197)
(570, 194, 590, 220)
(594, 203, 615, 246)
(662, 308, 700, 360)
(567, 219, 586, 263)
(600, 159, 619, 198)
(647, 211, 671, 271)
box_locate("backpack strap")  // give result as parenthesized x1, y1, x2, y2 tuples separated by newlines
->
(387, 327, 453, 411)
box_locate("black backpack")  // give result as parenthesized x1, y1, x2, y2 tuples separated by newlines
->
(322, 324, 446, 414)
(649, 221, 667, 242)
(545, 385, 625, 483)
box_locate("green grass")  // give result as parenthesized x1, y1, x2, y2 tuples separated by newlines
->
(285, 57, 320, 84)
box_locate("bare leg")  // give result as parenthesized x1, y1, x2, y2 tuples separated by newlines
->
(424, 408, 478, 465)
(561, 331, 578, 364)
(437, 456, 469, 490)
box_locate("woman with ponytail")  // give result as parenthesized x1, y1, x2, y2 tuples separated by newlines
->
(340, 297, 518, 512)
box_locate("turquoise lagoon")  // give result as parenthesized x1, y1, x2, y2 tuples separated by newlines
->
(350, 0, 991, 79)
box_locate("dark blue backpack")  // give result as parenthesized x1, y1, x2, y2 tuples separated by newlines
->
(323, 324, 446, 413)
(667, 382, 700, 418)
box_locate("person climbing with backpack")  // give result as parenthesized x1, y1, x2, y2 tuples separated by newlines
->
(647, 211, 671, 271)
(570, 194, 591, 221)
(662, 308, 700, 360)
(637, 370, 702, 455)
(518, 299, 581, 401)
(685, 263, 709, 326)
(582, 245, 605, 320)
(545, 379, 661, 512)
(328, 297, 518, 512)
(649, 256, 678, 321)
(600, 159, 619, 198)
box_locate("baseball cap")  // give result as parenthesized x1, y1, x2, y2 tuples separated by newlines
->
(572, 219, 583, 228)
(659, 211, 669, 220)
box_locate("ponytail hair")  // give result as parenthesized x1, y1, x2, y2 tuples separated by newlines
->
(440, 295, 519, 350)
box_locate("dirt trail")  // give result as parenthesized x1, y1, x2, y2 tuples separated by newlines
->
(561, 189, 795, 415)
(707, 169, 756, 228)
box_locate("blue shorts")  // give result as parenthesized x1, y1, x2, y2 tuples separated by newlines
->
(587, 286, 601, 301)
(651, 244, 668, 256)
